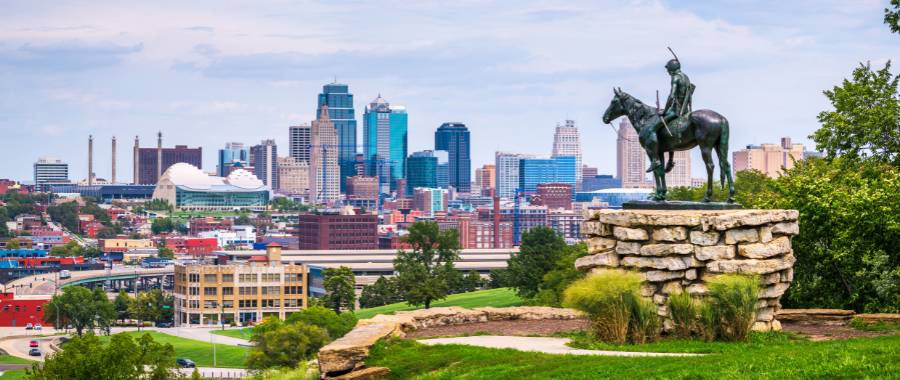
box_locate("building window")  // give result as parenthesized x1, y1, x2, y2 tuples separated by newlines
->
(189, 287, 199, 296)
(239, 274, 257, 282)
(222, 300, 234, 308)
(204, 287, 217, 296)
(204, 274, 217, 283)
(189, 273, 200, 282)
(222, 274, 234, 282)
(239, 287, 258, 296)
(222, 287, 233, 296)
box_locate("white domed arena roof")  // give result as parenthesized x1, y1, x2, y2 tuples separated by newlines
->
(161, 163, 213, 190)
(226, 169, 264, 189)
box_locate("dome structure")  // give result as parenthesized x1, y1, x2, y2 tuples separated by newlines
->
(226, 169, 264, 189)
(152, 163, 270, 211)
(163, 163, 214, 190)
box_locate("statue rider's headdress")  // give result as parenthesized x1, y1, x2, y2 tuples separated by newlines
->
(665, 46, 680, 71)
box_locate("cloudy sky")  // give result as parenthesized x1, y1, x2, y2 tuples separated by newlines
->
(1, 0, 897, 183)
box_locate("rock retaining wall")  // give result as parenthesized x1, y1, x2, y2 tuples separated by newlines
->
(577, 209, 800, 332)
(317, 306, 583, 378)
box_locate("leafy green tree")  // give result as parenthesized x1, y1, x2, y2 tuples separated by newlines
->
(812, 61, 900, 166)
(394, 221, 460, 309)
(143, 199, 173, 212)
(27, 332, 178, 380)
(668, 169, 775, 205)
(487, 269, 509, 289)
(286, 306, 357, 339)
(322, 266, 356, 313)
(359, 276, 401, 308)
(247, 318, 330, 370)
(47, 201, 79, 232)
(887, 0, 900, 34)
(531, 243, 588, 307)
(114, 290, 132, 323)
(151, 218, 175, 234)
(506, 226, 567, 299)
(129, 292, 158, 330)
(462, 271, 483, 293)
(157, 246, 175, 259)
(5, 240, 19, 249)
(43, 286, 115, 336)
(234, 213, 251, 226)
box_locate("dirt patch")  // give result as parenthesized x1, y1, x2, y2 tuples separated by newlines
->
(405, 319, 590, 339)
(780, 321, 897, 341)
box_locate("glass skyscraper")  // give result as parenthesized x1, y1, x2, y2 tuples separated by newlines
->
(518, 156, 578, 193)
(363, 95, 408, 194)
(406, 150, 438, 194)
(434, 122, 471, 193)
(218, 142, 250, 177)
(316, 83, 357, 190)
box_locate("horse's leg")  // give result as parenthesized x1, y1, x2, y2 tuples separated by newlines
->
(701, 147, 714, 202)
(665, 150, 675, 173)
(715, 131, 735, 203)
(656, 150, 668, 199)
(645, 147, 663, 200)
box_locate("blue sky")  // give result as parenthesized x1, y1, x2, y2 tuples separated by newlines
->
(0, 0, 897, 183)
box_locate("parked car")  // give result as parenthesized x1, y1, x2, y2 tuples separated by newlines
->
(34, 324, 42, 330)
(29, 340, 38, 348)
(28, 348, 41, 357)
(176, 358, 196, 368)
(155, 321, 174, 328)
(24, 323, 33, 330)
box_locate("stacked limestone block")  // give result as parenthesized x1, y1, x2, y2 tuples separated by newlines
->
(576, 209, 800, 332)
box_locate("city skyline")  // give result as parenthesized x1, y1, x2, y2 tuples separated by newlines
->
(1, 1, 897, 181)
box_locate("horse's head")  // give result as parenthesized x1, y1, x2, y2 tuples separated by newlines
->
(602, 87, 627, 124)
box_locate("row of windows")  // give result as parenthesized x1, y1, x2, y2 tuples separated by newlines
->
(182, 285, 304, 298)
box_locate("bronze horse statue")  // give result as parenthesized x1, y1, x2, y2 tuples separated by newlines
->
(602, 88, 735, 203)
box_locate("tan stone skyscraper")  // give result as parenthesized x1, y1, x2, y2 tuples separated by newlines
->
(309, 106, 341, 204)
(733, 137, 804, 178)
(616, 119, 647, 188)
(277, 156, 309, 196)
(664, 150, 692, 188)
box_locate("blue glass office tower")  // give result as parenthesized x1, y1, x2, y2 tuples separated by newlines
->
(317, 83, 357, 190)
(217, 142, 249, 176)
(434, 122, 471, 193)
(406, 150, 438, 194)
(518, 156, 577, 193)
(363, 95, 408, 194)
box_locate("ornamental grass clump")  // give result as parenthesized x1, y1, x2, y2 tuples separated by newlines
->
(667, 291, 698, 339)
(562, 269, 656, 344)
(628, 294, 661, 344)
(706, 274, 759, 341)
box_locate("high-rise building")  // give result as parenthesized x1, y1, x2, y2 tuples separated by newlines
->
(407, 150, 438, 194)
(733, 137, 805, 178)
(535, 183, 573, 210)
(616, 119, 647, 188)
(581, 174, 622, 192)
(664, 150, 692, 188)
(518, 156, 577, 193)
(33, 157, 69, 191)
(434, 122, 471, 193)
(296, 211, 378, 250)
(413, 188, 448, 216)
(346, 176, 379, 201)
(251, 140, 278, 190)
(134, 133, 202, 185)
(276, 156, 309, 196)
(363, 95, 408, 194)
(288, 125, 311, 164)
(309, 107, 341, 204)
(218, 142, 250, 176)
(552, 120, 582, 187)
(316, 83, 357, 189)
(435, 150, 449, 189)
(495, 152, 532, 198)
(581, 166, 598, 189)
(474, 164, 496, 196)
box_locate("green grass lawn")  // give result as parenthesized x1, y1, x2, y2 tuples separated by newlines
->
(367, 333, 900, 379)
(355, 288, 524, 320)
(0, 370, 28, 380)
(0, 356, 33, 365)
(101, 331, 249, 368)
(211, 327, 255, 340)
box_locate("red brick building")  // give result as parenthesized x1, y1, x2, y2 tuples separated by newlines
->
(163, 237, 218, 255)
(0, 293, 51, 327)
(189, 218, 233, 236)
(534, 183, 573, 210)
(346, 176, 379, 200)
(296, 212, 378, 250)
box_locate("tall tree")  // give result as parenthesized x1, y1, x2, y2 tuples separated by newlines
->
(812, 61, 900, 166)
(247, 318, 330, 370)
(359, 276, 401, 308)
(322, 266, 356, 313)
(887, 0, 900, 34)
(28, 332, 178, 380)
(393, 221, 460, 309)
(43, 286, 115, 336)
(114, 290, 131, 323)
(505, 226, 567, 299)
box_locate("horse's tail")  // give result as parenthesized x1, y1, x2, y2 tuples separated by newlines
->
(716, 119, 730, 189)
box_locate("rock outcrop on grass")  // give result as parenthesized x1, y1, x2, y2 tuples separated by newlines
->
(578, 209, 800, 332)
(317, 306, 583, 378)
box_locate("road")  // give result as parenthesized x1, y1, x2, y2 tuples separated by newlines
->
(7, 266, 174, 296)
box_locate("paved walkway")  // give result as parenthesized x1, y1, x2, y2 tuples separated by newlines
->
(153, 327, 251, 347)
(418, 336, 705, 357)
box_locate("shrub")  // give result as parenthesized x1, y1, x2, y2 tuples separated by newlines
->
(706, 274, 759, 341)
(286, 306, 357, 339)
(562, 269, 643, 344)
(667, 291, 697, 338)
(248, 319, 331, 370)
(628, 293, 660, 344)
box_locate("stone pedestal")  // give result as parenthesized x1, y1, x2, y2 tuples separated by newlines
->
(577, 209, 799, 332)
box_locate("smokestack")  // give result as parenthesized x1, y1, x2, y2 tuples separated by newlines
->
(133, 136, 140, 184)
(156, 131, 163, 181)
(111, 136, 117, 184)
(88, 135, 94, 186)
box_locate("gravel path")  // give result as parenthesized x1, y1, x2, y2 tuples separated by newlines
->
(405, 319, 589, 339)
(418, 336, 705, 357)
